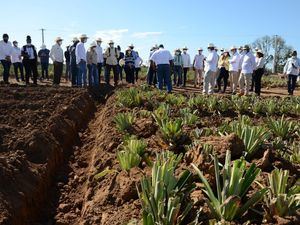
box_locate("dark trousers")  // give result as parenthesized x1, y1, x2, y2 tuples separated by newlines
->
(157, 64, 172, 92)
(105, 64, 118, 85)
(183, 67, 189, 86)
(87, 64, 99, 87)
(118, 65, 123, 81)
(70, 62, 78, 86)
(41, 62, 49, 79)
(173, 65, 183, 86)
(217, 67, 229, 92)
(53, 61, 63, 85)
(135, 67, 140, 81)
(125, 65, 135, 84)
(288, 74, 298, 95)
(1, 60, 11, 83)
(13, 62, 24, 81)
(147, 67, 157, 85)
(23, 59, 38, 84)
(65, 62, 70, 80)
(253, 68, 264, 95)
(97, 63, 103, 84)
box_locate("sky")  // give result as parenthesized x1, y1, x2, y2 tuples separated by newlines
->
(1, 0, 300, 63)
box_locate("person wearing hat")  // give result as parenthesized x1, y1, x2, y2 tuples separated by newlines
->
(193, 48, 205, 88)
(216, 50, 230, 93)
(182, 46, 191, 87)
(124, 47, 136, 84)
(129, 43, 138, 60)
(150, 44, 173, 93)
(252, 50, 265, 96)
(69, 37, 80, 87)
(21, 35, 38, 85)
(50, 37, 64, 85)
(38, 44, 50, 80)
(117, 45, 125, 82)
(76, 34, 88, 87)
(134, 51, 143, 83)
(0, 34, 13, 83)
(104, 40, 120, 86)
(147, 45, 158, 85)
(239, 45, 256, 96)
(86, 42, 99, 87)
(11, 41, 24, 82)
(173, 48, 183, 86)
(284, 50, 300, 95)
(64, 45, 71, 81)
(95, 37, 104, 84)
(229, 46, 240, 94)
(203, 43, 218, 94)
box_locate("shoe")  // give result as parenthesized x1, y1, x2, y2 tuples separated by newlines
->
(238, 93, 244, 96)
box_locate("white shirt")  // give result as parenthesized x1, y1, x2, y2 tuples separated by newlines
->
(240, 52, 256, 74)
(95, 45, 103, 63)
(193, 54, 204, 69)
(284, 56, 300, 76)
(238, 51, 245, 70)
(50, 43, 64, 63)
(11, 46, 22, 63)
(150, 48, 173, 65)
(255, 57, 265, 70)
(204, 50, 218, 72)
(182, 53, 191, 68)
(75, 42, 86, 64)
(229, 52, 240, 72)
(135, 56, 143, 68)
(0, 40, 13, 60)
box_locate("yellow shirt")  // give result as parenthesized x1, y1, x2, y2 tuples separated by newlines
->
(218, 56, 229, 70)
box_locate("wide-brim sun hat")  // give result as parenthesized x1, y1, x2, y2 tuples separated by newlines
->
(182, 46, 188, 50)
(198, 48, 203, 51)
(230, 46, 237, 50)
(72, 37, 79, 42)
(243, 45, 250, 50)
(207, 43, 214, 48)
(96, 37, 102, 42)
(129, 43, 134, 48)
(55, 37, 63, 42)
(256, 49, 263, 54)
(79, 34, 89, 39)
(90, 42, 97, 48)
(108, 40, 114, 44)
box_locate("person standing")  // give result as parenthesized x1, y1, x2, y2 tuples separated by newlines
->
(203, 43, 218, 95)
(173, 49, 183, 86)
(150, 44, 173, 93)
(95, 37, 104, 84)
(104, 40, 119, 86)
(64, 46, 70, 81)
(38, 44, 50, 80)
(193, 48, 205, 88)
(239, 45, 256, 96)
(50, 37, 64, 85)
(87, 42, 99, 87)
(253, 50, 265, 96)
(11, 41, 24, 82)
(228, 46, 240, 95)
(76, 34, 88, 87)
(0, 34, 13, 83)
(134, 51, 143, 83)
(117, 45, 125, 82)
(124, 47, 135, 84)
(21, 36, 38, 85)
(182, 46, 191, 87)
(147, 45, 158, 86)
(284, 50, 300, 95)
(216, 50, 230, 93)
(69, 37, 79, 87)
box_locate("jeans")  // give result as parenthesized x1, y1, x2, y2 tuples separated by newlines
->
(239, 73, 252, 95)
(173, 65, 182, 86)
(157, 64, 172, 92)
(97, 63, 103, 84)
(125, 64, 135, 84)
(105, 64, 118, 85)
(87, 64, 99, 87)
(203, 70, 215, 94)
(253, 68, 264, 95)
(287, 74, 298, 95)
(13, 62, 24, 81)
(77, 61, 87, 87)
(41, 62, 49, 79)
(53, 61, 63, 85)
(135, 67, 140, 81)
(23, 59, 38, 85)
(65, 62, 70, 80)
(217, 67, 229, 92)
(147, 66, 157, 85)
(1, 60, 11, 83)
(118, 65, 123, 81)
(183, 67, 189, 86)
(70, 62, 78, 86)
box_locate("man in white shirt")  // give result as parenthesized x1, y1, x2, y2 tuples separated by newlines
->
(284, 50, 300, 95)
(95, 37, 103, 85)
(182, 46, 191, 87)
(150, 44, 173, 93)
(76, 34, 88, 87)
(228, 46, 240, 94)
(11, 41, 24, 82)
(193, 48, 205, 88)
(239, 45, 256, 96)
(203, 43, 218, 94)
(50, 37, 64, 85)
(104, 40, 120, 86)
(0, 34, 13, 83)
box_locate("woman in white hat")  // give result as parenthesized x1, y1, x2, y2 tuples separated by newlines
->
(87, 42, 99, 87)
(193, 48, 205, 88)
(216, 50, 230, 93)
(50, 37, 64, 85)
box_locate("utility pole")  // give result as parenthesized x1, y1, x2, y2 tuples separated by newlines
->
(273, 34, 278, 74)
(40, 28, 45, 44)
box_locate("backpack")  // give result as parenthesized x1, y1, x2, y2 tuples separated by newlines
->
(108, 47, 118, 58)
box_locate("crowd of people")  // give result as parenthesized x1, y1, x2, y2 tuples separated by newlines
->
(0, 33, 299, 96)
